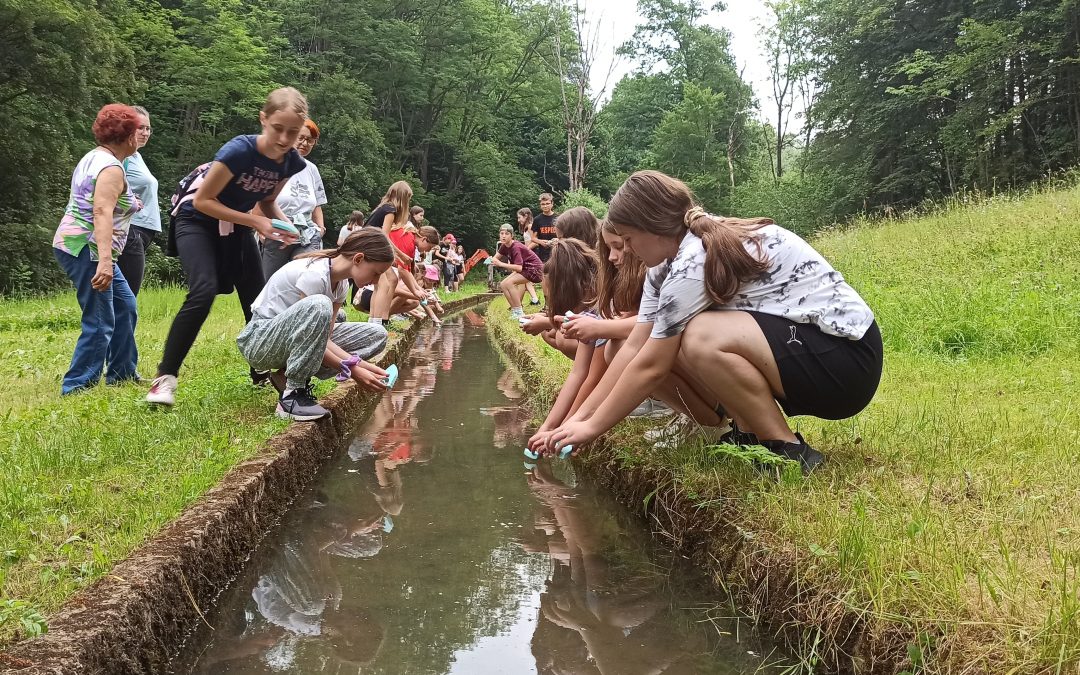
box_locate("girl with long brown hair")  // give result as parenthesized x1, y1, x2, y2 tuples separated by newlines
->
(237, 228, 396, 421)
(546, 170, 882, 472)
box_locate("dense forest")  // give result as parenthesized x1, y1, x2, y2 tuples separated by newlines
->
(4, 0, 1080, 295)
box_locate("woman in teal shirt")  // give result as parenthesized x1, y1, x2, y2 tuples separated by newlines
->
(117, 105, 160, 296)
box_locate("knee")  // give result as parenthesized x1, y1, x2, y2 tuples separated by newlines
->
(184, 278, 217, 309)
(305, 294, 334, 321)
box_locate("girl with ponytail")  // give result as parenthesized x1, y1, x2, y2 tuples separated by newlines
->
(546, 170, 882, 472)
(236, 228, 396, 421)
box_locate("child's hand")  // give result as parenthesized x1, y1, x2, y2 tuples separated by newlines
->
(528, 429, 554, 455)
(355, 360, 388, 379)
(521, 314, 551, 335)
(352, 365, 388, 393)
(562, 315, 602, 342)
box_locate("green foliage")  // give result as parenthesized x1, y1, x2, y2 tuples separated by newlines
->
(0, 599, 47, 638)
(0, 221, 69, 297)
(559, 188, 607, 219)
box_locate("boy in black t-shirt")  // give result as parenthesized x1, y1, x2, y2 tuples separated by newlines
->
(530, 192, 558, 263)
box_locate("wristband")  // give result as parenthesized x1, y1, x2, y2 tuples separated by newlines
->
(337, 355, 361, 382)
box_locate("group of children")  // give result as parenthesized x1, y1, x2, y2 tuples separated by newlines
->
(59, 83, 881, 462)
(502, 174, 882, 473)
(130, 86, 462, 421)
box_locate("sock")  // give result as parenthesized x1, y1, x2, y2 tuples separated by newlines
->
(368, 317, 384, 325)
(510, 307, 524, 318)
(282, 388, 295, 398)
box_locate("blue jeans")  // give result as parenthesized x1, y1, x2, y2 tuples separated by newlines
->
(54, 247, 139, 394)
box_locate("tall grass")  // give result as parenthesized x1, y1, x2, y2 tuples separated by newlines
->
(488, 184, 1080, 672)
(0, 281, 487, 642)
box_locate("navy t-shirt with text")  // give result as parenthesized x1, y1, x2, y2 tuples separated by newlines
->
(186, 135, 305, 216)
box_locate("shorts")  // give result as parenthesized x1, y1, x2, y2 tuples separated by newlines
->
(521, 264, 543, 284)
(748, 312, 882, 420)
(357, 287, 374, 312)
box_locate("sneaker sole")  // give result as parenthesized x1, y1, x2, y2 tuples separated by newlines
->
(146, 394, 175, 406)
(275, 406, 330, 422)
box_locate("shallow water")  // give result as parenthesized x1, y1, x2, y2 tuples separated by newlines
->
(176, 311, 775, 674)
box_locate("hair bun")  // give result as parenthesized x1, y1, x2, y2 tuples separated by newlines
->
(684, 207, 707, 226)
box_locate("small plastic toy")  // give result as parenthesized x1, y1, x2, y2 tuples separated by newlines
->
(270, 218, 299, 235)
(484, 257, 494, 265)
(382, 364, 399, 389)
(523, 448, 540, 461)
(518, 316, 529, 326)
(522, 445, 574, 460)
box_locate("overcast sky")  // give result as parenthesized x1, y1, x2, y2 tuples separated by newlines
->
(582, 0, 797, 125)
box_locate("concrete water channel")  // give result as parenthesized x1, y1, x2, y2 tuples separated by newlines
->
(172, 308, 778, 674)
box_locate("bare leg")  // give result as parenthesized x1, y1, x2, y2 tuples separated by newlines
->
(525, 281, 539, 303)
(677, 311, 795, 442)
(499, 272, 530, 311)
(369, 268, 399, 320)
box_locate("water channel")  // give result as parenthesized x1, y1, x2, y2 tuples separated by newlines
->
(174, 309, 776, 674)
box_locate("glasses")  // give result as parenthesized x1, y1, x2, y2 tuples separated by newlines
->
(137, 126, 153, 135)
(296, 136, 317, 146)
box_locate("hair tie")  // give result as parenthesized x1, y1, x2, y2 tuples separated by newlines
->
(337, 354, 361, 382)
(684, 207, 707, 227)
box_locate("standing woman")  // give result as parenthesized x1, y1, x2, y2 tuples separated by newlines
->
(52, 104, 143, 394)
(260, 118, 328, 278)
(116, 106, 160, 296)
(146, 87, 308, 406)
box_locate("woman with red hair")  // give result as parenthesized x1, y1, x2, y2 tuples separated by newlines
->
(52, 103, 144, 394)
(260, 117, 328, 278)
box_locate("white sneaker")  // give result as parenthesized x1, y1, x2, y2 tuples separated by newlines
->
(146, 375, 177, 405)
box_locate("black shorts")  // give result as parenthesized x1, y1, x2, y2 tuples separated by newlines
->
(357, 287, 374, 312)
(749, 312, 882, 420)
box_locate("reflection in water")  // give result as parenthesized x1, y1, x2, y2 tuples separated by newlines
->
(180, 315, 772, 675)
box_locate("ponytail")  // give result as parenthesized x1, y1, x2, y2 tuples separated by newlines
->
(686, 210, 772, 306)
(299, 228, 394, 264)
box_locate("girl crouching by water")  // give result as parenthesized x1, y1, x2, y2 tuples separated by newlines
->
(237, 229, 395, 421)
(546, 171, 882, 472)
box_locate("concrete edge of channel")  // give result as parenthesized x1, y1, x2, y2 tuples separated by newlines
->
(485, 303, 910, 675)
(0, 294, 499, 675)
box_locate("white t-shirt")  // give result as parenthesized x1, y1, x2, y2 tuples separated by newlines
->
(251, 257, 348, 321)
(336, 225, 356, 246)
(638, 225, 874, 340)
(276, 159, 327, 244)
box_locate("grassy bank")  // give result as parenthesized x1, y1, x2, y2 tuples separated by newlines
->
(0, 281, 486, 642)
(487, 187, 1080, 673)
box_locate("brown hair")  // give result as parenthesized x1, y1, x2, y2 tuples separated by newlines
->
(409, 205, 425, 216)
(516, 207, 533, 227)
(301, 227, 394, 263)
(543, 238, 598, 318)
(92, 104, 140, 146)
(417, 225, 440, 245)
(262, 86, 308, 118)
(539, 192, 554, 202)
(607, 170, 772, 306)
(596, 219, 645, 319)
(346, 210, 366, 229)
(553, 206, 598, 247)
(377, 181, 413, 228)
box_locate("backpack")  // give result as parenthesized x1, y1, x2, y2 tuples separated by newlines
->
(165, 161, 212, 256)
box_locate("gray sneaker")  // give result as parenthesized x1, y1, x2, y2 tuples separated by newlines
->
(276, 384, 330, 421)
(629, 398, 674, 418)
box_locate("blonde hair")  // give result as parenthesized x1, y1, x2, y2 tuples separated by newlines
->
(378, 181, 413, 228)
(607, 170, 772, 306)
(543, 238, 598, 318)
(596, 219, 645, 319)
(262, 87, 308, 118)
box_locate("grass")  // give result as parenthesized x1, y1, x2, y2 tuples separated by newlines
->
(0, 280, 487, 643)
(487, 186, 1080, 673)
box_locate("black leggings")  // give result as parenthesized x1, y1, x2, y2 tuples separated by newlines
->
(116, 227, 156, 296)
(157, 212, 265, 376)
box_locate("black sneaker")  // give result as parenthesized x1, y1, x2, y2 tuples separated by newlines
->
(276, 384, 330, 421)
(760, 433, 824, 474)
(718, 421, 759, 447)
(251, 368, 271, 386)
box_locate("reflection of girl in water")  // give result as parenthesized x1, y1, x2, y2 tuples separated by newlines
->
(522, 462, 702, 674)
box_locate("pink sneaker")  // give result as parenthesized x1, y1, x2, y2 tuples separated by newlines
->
(146, 375, 177, 406)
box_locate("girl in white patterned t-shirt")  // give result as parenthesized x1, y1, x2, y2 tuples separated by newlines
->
(546, 170, 882, 473)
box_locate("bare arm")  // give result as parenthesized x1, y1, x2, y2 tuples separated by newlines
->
(89, 166, 124, 291)
(193, 162, 295, 242)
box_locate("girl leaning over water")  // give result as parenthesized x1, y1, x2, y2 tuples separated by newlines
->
(147, 87, 309, 406)
(546, 170, 882, 473)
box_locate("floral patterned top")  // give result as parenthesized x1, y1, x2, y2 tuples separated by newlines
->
(53, 149, 142, 260)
